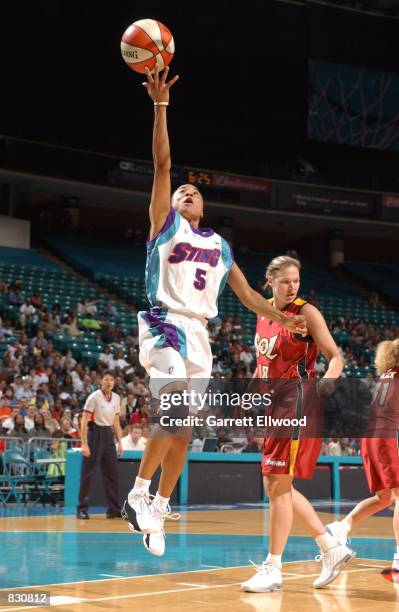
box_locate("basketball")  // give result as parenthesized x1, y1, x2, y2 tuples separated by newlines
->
(120, 19, 175, 74)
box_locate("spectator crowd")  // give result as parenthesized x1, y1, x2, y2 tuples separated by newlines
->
(1, 276, 398, 458)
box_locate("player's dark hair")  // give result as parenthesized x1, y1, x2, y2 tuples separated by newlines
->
(102, 370, 115, 379)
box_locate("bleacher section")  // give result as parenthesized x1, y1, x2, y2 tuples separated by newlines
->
(342, 261, 399, 306)
(0, 247, 136, 368)
(35, 239, 399, 379)
(42, 236, 146, 281)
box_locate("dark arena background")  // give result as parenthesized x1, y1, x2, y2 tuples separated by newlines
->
(1, 1, 399, 610)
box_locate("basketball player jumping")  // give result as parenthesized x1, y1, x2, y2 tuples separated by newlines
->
(241, 256, 355, 593)
(122, 64, 307, 556)
(325, 339, 399, 572)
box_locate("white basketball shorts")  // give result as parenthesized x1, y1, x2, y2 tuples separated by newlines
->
(138, 309, 212, 400)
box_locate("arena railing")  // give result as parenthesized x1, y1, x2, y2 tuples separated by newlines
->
(64, 450, 364, 509)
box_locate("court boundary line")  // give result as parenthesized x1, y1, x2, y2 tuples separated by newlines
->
(0, 565, 387, 612)
(0, 557, 391, 592)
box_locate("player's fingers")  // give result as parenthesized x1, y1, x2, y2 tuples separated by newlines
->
(167, 74, 180, 89)
(160, 65, 169, 84)
(153, 61, 160, 85)
(145, 66, 154, 84)
(142, 82, 150, 93)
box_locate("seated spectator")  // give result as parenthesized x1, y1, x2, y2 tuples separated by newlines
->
(112, 348, 131, 374)
(85, 300, 97, 316)
(24, 404, 37, 431)
(120, 424, 146, 451)
(31, 291, 43, 309)
(127, 375, 148, 398)
(8, 286, 23, 306)
(106, 302, 119, 320)
(98, 345, 113, 367)
(53, 416, 76, 439)
(2, 385, 17, 408)
(29, 413, 50, 439)
(36, 383, 54, 408)
(77, 299, 86, 316)
(129, 396, 149, 424)
(38, 311, 58, 335)
(50, 303, 61, 327)
(33, 363, 49, 391)
(328, 437, 356, 456)
(0, 396, 12, 427)
(40, 408, 60, 435)
(19, 299, 36, 329)
(1, 407, 20, 433)
(62, 314, 82, 337)
(8, 413, 30, 442)
(121, 392, 138, 424)
(60, 374, 74, 396)
(0, 318, 13, 343)
(217, 427, 232, 451)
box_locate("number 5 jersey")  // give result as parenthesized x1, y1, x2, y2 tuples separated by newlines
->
(144, 207, 233, 322)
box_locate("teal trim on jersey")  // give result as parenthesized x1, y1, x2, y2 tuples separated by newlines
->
(218, 270, 229, 297)
(145, 211, 181, 307)
(221, 237, 234, 271)
(217, 237, 234, 299)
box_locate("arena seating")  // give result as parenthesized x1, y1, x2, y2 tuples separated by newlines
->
(42, 236, 146, 281)
(0, 247, 137, 367)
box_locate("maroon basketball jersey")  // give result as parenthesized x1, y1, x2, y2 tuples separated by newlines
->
(254, 297, 317, 379)
(367, 366, 399, 435)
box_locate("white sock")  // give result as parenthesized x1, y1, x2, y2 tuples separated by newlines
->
(132, 476, 151, 494)
(266, 552, 282, 568)
(316, 531, 338, 551)
(339, 519, 351, 536)
(153, 492, 170, 511)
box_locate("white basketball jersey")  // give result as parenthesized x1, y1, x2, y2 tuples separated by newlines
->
(145, 208, 233, 320)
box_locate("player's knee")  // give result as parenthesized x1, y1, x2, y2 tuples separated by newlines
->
(264, 474, 291, 498)
(158, 391, 189, 433)
(376, 489, 393, 505)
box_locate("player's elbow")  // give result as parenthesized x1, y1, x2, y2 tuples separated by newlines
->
(154, 159, 171, 173)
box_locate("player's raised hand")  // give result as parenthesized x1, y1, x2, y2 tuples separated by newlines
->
(142, 64, 179, 104)
(282, 315, 308, 336)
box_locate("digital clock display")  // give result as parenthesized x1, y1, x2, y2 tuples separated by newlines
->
(186, 170, 213, 186)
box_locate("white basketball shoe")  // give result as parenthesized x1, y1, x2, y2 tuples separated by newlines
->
(241, 561, 283, 593)
(142, 499, 180, 557)
(313, 544, 356, 588)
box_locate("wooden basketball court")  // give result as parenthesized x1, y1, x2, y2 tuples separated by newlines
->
(0, 505, 397, 611)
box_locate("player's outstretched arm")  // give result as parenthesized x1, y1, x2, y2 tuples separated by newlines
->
(142, 64, 179, 240)
(301, 303, 344, 378)
(227, 262, 307, 335)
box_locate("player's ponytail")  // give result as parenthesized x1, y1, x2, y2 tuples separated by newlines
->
(375, 339, 399, 375)
(264, 255, 301, 290)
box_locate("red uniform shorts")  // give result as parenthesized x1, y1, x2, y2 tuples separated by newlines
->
(262, 437, 322, 479)
(361, 437, 399, 493)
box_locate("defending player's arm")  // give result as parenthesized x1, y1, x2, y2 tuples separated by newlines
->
(227, 262, 307, 335)
(301, 303, 344, 379)
(142, 64, 179, 240)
